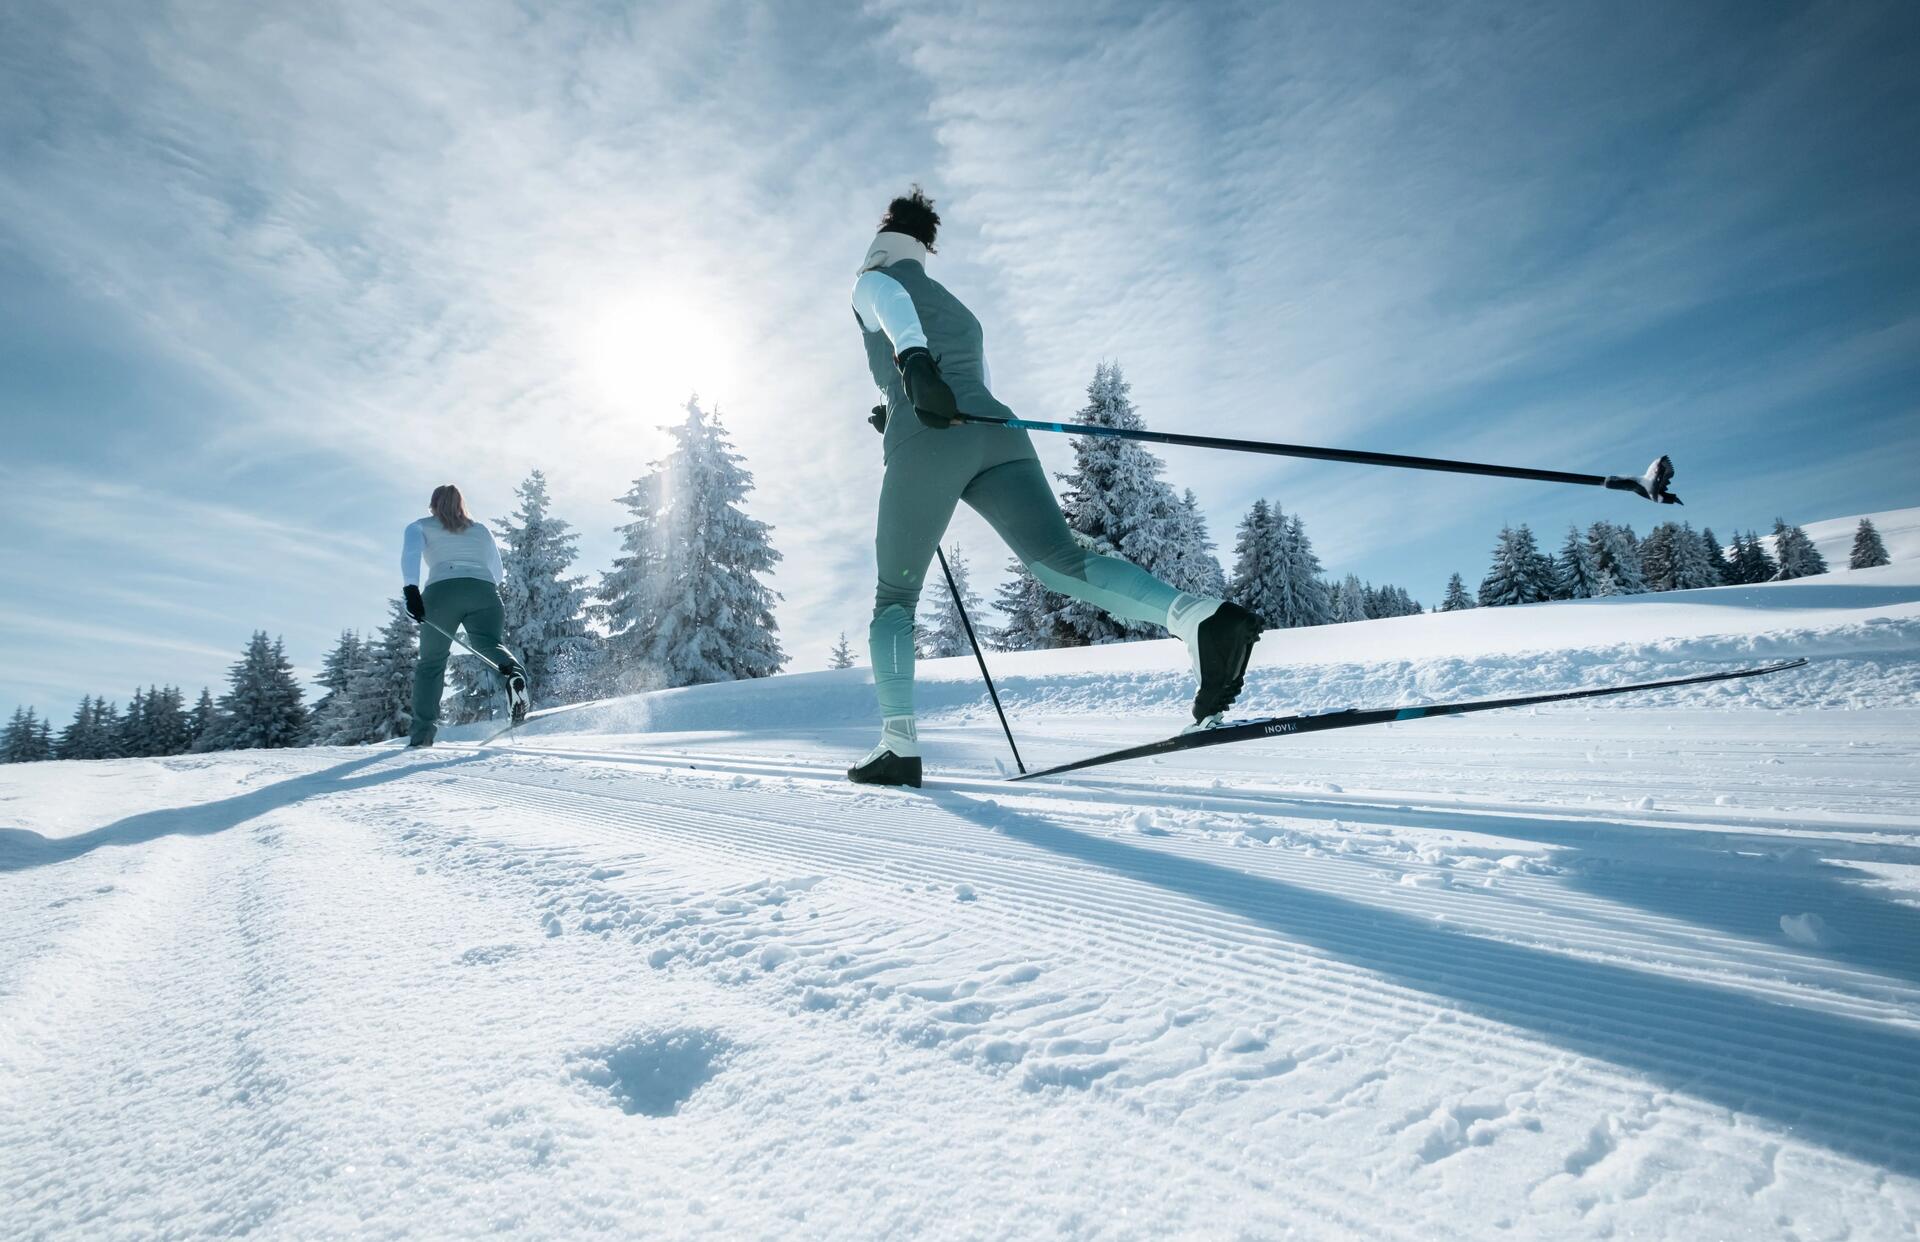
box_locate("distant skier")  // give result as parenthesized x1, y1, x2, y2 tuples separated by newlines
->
(849, 187, 1261, 787)
(400, 485, 528, 747)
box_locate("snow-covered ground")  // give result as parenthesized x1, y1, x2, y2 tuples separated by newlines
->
(4, 557, 1919, 1239)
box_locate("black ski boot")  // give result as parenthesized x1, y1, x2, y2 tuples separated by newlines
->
(1191, 601, 1263, 723)
(847, 747, 923, 788)
(504, 668, 529, 724)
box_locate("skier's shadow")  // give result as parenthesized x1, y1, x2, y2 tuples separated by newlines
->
(0, 750, 482, 873)
(930, 790, 1920, 1179)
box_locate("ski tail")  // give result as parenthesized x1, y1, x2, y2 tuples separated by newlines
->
(1011, 658, 1809, 782)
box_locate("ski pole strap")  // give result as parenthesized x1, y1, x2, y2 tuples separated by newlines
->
(954, 413, 1654, 496)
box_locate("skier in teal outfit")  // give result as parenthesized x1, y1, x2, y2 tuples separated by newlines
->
(849, 188, 1263, 787)
(400, 484, 529, 747)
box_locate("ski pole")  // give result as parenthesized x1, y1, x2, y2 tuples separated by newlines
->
(936, 546, 1026, 775)
(951, 414, 1682, 504)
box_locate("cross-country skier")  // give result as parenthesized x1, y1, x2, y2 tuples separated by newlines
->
(400, 485, 528, 747)
(849, 187, 1262, 787)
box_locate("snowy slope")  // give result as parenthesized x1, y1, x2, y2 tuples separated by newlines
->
(3, 565, 1918, 1239)
(1758, 504, 1920, 569)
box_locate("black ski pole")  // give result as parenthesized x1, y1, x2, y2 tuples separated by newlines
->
(420, 618, 500, 673)
(951, 414, 1681, 504)
(936, 546, 1026, 775)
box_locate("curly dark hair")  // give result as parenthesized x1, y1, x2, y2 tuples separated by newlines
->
(880, 185, 940, 252)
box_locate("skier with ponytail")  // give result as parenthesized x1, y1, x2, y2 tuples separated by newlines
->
(399, 485, 528, 747)
(848, 187, 1262, 787)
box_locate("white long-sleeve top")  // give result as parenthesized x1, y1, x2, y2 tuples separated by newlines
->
(401, 518, 503, 588)
(852, 268, 991, 389)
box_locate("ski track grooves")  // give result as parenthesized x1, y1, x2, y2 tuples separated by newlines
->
(425, 746, 1920, 1184)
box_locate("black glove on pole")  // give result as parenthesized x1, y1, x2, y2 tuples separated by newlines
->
(404, 584, 426, 621)
(895, 348, 959, 429)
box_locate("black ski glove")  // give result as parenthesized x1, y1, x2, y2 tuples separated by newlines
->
(869, 405, 888, 435)
(895, 347, 959, 429)
(404, 584, 426, 622)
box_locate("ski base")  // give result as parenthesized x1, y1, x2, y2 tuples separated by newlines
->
(1009, 659, 1808, 782)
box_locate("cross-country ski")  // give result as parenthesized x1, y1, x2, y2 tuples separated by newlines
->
(1009, 659, 1809, 782)
(6, 5, 1918, 1237)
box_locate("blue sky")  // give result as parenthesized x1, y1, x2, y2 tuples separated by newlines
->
(2, 0, 1917, 718)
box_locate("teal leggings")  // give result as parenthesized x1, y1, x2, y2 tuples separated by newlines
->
(411, 577, 521, 744)
(871, 423, 1182, 717)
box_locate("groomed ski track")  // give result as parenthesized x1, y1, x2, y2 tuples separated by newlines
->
(4, 561, 1920, 1238)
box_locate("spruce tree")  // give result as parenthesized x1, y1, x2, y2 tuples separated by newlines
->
(1269, 512, 1333, 628)
(1736, 530, 1778, 584)
(326, 601, 420, 745)
(1770, 518, 1828, 580)
(1555, 526, 1601, 599)
(1479, 524, 1557, 607)
(1700, 528, 1734, 584)
(114, 688, 150, 758)
(1439, 573, 1473, 611)
(597, 398, 786, 691)
(1226, 500, 1278, 622)
(827, 633, 856, 669)
(1666, 522, 1720, 590)
(496, 470, 597, 703)
(991, 559, 1060, 651)
(918, 545, 982, 659)
(1588, 521, 1647, 594)
(1334, 574, 1367, 623)
(147, 686, 191, 756)
(201, 632, 308, 751)
(1850, 518, 1890, 569)
(308, 632, 369, 742)
(1164, 489, 1229, 599)
(2, 707, 36, 763)
(1639, 523, 1678, 592)
(186, 688, 218, 751)
(1050, 363, 1194, 643)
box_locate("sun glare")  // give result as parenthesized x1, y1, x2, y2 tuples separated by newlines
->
(576, 289, 738, 419)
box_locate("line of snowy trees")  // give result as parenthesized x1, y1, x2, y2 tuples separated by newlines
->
(980, 362, 1419, 654)
(5, 398, 789, 763)
(1448, 515, 1863, 611)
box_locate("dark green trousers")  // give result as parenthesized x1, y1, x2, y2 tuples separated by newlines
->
(410, 577, 520, 744)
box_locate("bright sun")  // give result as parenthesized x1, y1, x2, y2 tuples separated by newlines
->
(575, 289, 738, 418)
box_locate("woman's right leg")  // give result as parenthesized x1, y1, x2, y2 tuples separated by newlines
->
(962, 455, 1183, 627)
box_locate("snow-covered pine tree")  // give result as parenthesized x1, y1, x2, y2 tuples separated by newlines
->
(307, 631, 367, 742)
(1639, 523, 1678, 592)
(1770, 518, 1828, 580)
(1699, 528, 1734, 585)
(201, 632, 308, 751)
(1050, 363, 1193, 643)
(918, 545, 983, 659)
(186, 688, 218, 751)
(147, 686, 192, 755)
(1588, 521, 1647, 594)
(827, 633, 856, 669)
(496, 470, 597, 703)
(1164, 489, 1229, 599)
(1554, 525, 1601, 599)
(1335, 573, 1367, 623)
(1226, 500, 1278, 621)
(1439, 573, 1474, 611)
(1267, 511, 1333, 628)
(2, 707, 37, 762)
(597, 398, 786, 691)
(1666, 522, 1720, 590)
(1736, 530, 1778, 584)
(56, 696, 97, 760)
(1478, 525, 1557, 607)
(114, 688, 150, 758)
(1850, 518, 1890, 569)
(326, 601, 420, 745)
(991, 558, 1061, 651)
